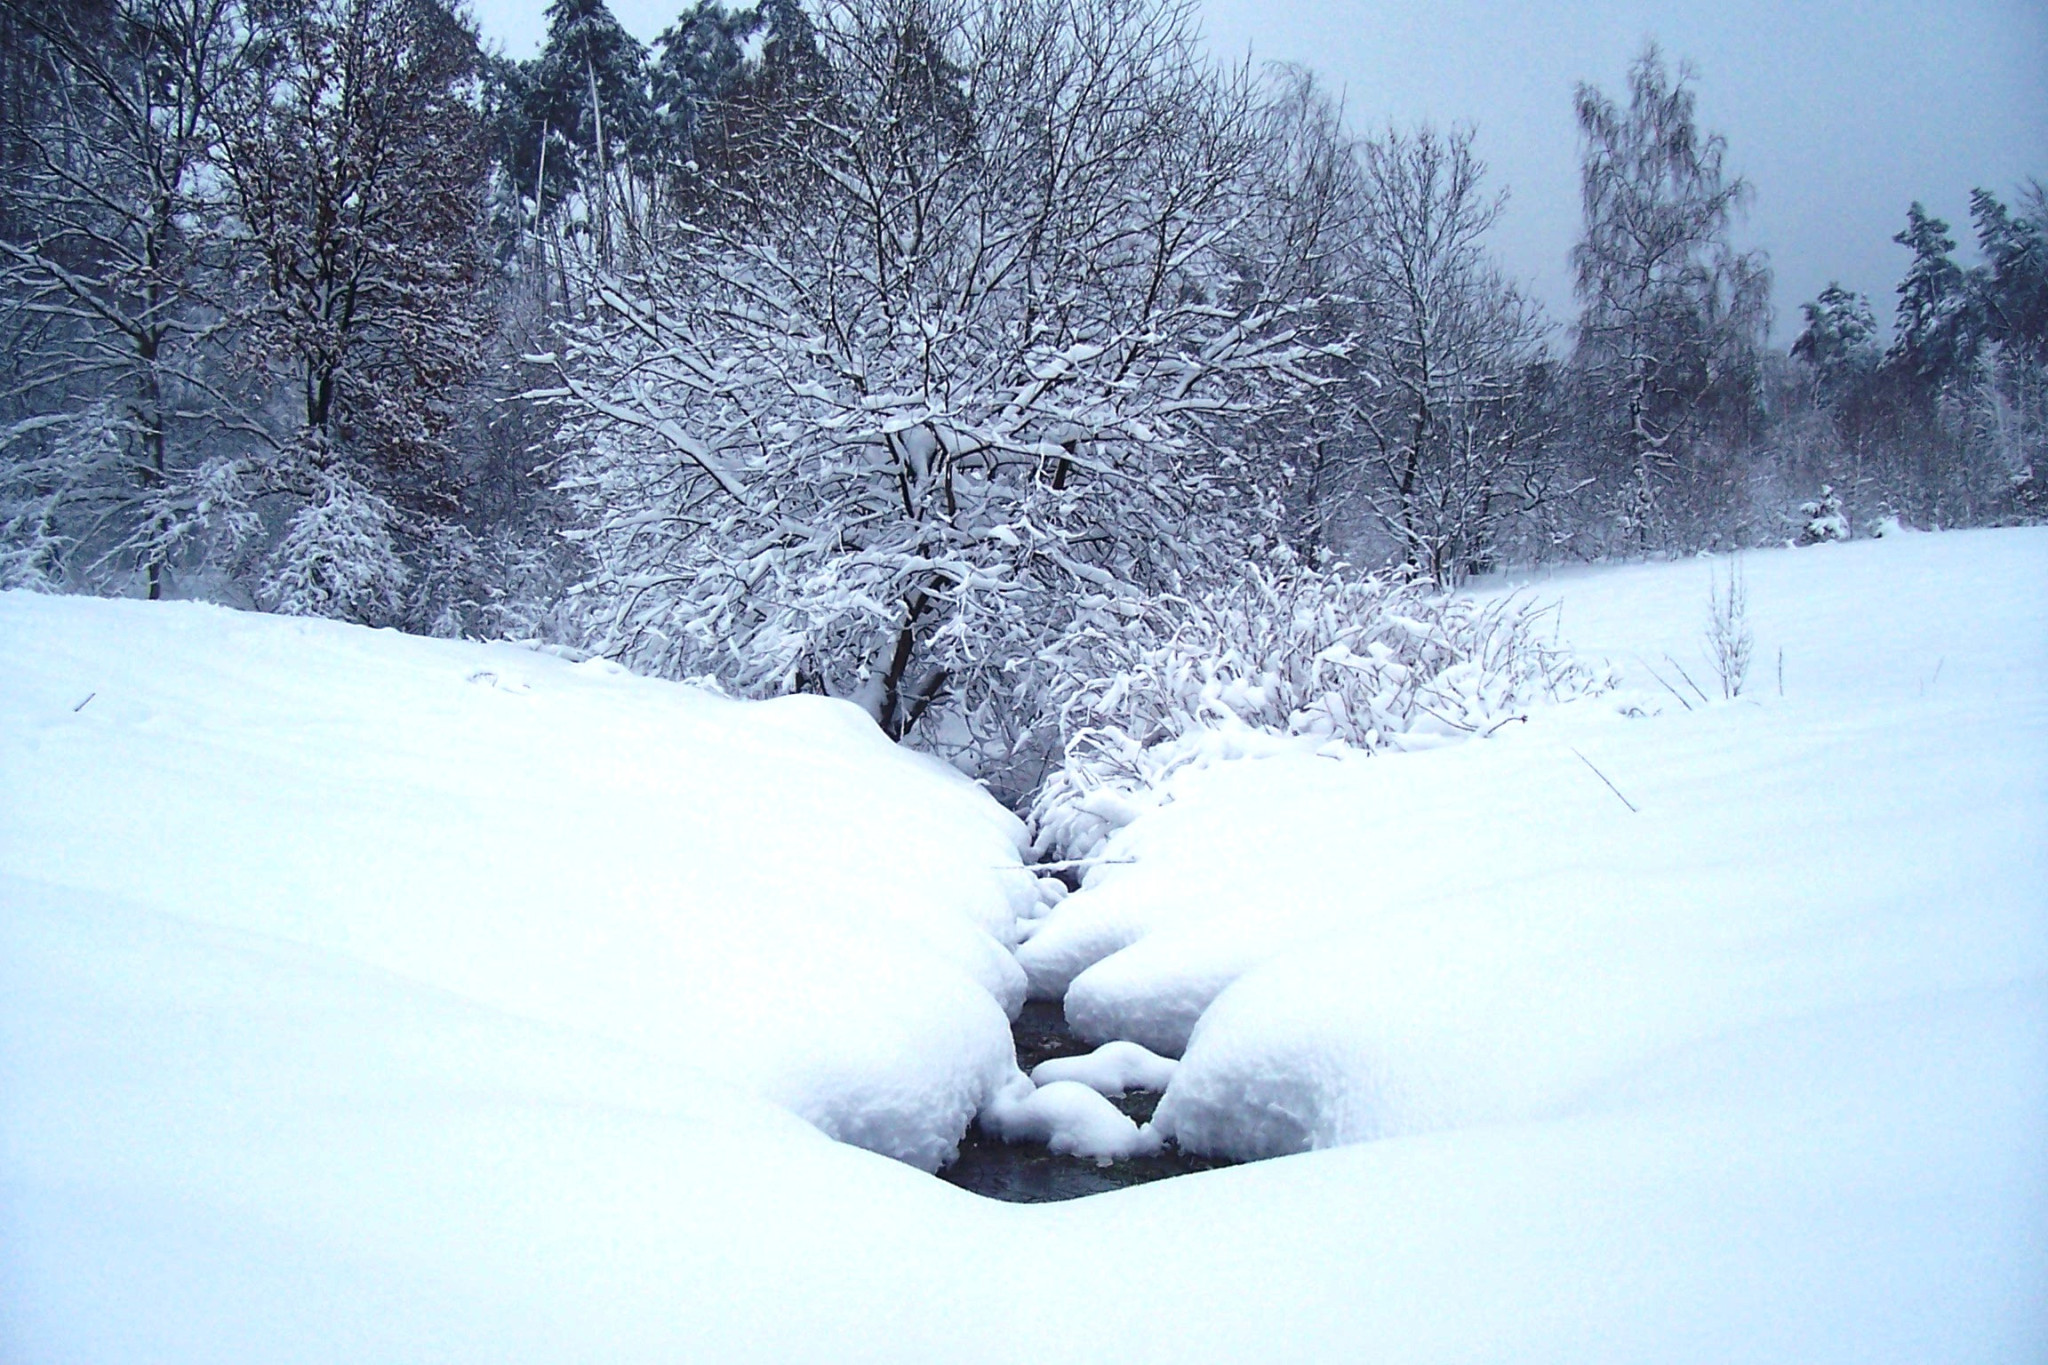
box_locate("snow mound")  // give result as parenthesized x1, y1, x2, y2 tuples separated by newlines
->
(1034, 529, 2048, 1160)
(5, 533, 2046, 1364)
(978, 1076, 1162, 1161)
(1029, 1040, 1177, 1095)
(0, 592, 1040, 1170)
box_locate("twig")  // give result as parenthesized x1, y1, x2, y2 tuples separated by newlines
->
(1636, 656, 1694, 712)
(1776, 648, 1783, 697)
(72, 691, 94, 712)
(1663, 653, 1712, 706)
(1019, 856, 1137, 873)
(1569, 746, 1638, 813)
(1479, 712, 1528, 739)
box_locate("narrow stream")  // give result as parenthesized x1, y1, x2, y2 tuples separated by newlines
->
(937, 1001, 1233, 1202)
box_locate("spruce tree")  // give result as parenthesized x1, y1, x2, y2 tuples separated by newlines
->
(1886, 203, 1974, 399)
(517, 0, 651, 236)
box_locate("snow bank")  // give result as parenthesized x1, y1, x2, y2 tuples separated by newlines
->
(1018, 530, 2048, 1169)
(1030, 1040, 1177, 1096)
(5, 531, 2045, 1364)
(978, 1076, 1161, 1161)
(0, 592, 1039, 1170)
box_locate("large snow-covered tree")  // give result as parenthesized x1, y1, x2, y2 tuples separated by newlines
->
(221, 0, 491, 622)
(541, 0, 1339, 771)
(1569, 45, 1770, 549)
(1885, 202, 1974, 405)
(0, 0, 262, 596)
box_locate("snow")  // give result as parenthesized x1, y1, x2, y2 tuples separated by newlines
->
(1029, 532, 2047, 1159)
(978, 1076, 1161, 1162)
(0, 593, 1040, 1172)
(6, 526, 2047, 1363)
(1030, 1040, 1178, 1096)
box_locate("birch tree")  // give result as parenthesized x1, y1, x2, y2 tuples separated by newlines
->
(1570, 46, 1769, 550)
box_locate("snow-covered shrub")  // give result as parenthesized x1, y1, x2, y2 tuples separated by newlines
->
(1029, 557, 1607, 862)
(538, 0, 1346, 765)
(1797, 485, 1849, 544)
(0, 495, 65, 592)
(260, 466, 409, 624)
(400, 522, 582, 642)
(1705, 559, 1752, 699)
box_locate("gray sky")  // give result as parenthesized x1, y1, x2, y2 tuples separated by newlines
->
(467, 0, 2047, 341)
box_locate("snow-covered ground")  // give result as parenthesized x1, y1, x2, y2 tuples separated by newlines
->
(0, 596, 1042, 1174)
(5, 527, 2045, 1362)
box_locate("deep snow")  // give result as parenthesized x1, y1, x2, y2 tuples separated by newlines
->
(0, 595, 1042, 1172)
(5, 527, 2046, 1363)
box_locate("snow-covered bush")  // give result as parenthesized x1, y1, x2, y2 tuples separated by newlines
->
(260, 466, 410, 624)
(1028, 557, 1607, 862)
(0, 496, 65, 592)
(539, 0, 1347, 767)
(1797, 485, 1849, 544)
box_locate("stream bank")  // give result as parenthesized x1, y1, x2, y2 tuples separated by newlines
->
(938, 1001, 1233, 1202)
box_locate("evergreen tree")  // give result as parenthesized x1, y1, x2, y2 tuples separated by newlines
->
(1970, 184, 2047, 367)
(648, 0, 827, 206)
(1791, 283, 1879, 403)
(514, 0, 651, 236)
(1886, 202, 1974, 399)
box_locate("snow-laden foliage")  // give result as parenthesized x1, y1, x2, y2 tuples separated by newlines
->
(260, 465, 410, 624)
(1798, 485, 1849, 544)
(1029, 557, 1608, 862)
(541, 0, 1347, 769)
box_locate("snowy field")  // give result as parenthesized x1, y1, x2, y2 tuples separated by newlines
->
(4, 527, 2045, 1362)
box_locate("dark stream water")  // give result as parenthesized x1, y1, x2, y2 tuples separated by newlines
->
(936, 1000, 1232, 1202)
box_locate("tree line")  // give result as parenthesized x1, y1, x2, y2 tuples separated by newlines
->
(1, 0, 2040, 783)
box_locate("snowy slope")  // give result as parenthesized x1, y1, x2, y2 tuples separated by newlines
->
(0, 594, 1041, 1170)
(5, 529, 2046, 1363)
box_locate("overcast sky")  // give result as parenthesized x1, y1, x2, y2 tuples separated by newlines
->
(467, 0, 2046, 341)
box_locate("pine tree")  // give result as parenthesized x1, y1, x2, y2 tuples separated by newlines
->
(1886, 202, 1974, 399)
(515, 0, 651, 247)
(1970, 185, 2047, 367)
(647, 0, 827, 210)
(1791, 283, 1879, 403)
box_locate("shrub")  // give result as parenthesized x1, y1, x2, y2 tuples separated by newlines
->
(1028, 557, 1608, 863)
(1797, 485, 1850, 544)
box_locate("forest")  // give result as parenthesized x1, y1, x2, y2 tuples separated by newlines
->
(2, 0, 2042, 797)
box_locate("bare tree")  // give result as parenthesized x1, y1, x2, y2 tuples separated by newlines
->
(542, 0, 1337, 769)
(0, 0, 262, 596)
(221, 0, 491, 620)
(1349, 126, 1554, 584)
(1570, 45, 1769, 551)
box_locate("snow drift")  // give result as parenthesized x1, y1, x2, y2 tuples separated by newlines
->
(1019, 530, 2048, 1169)
(0, 593, 1040, 1170)
(4, 528, 2045, 1364)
